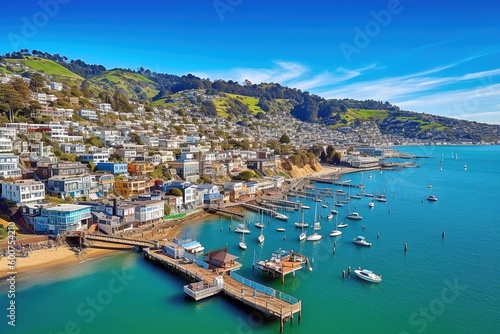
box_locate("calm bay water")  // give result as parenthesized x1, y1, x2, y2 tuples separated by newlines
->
(1, 145, 499, 334)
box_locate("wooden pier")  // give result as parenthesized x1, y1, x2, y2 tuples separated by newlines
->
(144, 249, 301, 332)
(241, 203, 289, 220)
(255, 249, 311, 284)
(205, 206, 245, 218)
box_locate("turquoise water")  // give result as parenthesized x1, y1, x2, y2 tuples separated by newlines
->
(1, 145, 499, 334)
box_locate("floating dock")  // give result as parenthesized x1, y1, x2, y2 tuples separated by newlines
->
(255, 249, 311, 284)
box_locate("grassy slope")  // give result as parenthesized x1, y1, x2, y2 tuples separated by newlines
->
(21, 57, 83, 79)
(226, 93, 262, 115)
(395, 116, 447, 132)
(92, 69, 159, 99)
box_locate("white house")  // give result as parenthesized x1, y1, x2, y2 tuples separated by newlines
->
(79, 109, 99, 121)
(1, 179, 45, 204)
(0, 138, 13, 153)
(0, 154, 22, 179)
(50, 82, 63, 91)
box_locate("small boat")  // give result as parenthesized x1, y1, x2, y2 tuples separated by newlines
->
(235, 223, 251, 234)
(463, 164, 467, 170)
(351, 194, 362, 199)
(276, 227, 286, 232)
(306, 232, 323, 241)
(346, 212, 363, 220)
(427, 195, 438, 201)
(299, 231, 306, 241)
(314, 198, 322, 202)
(353, 235, 371, 247)
(295, 222, 309, 228)
(334, 202, 344, 207)
(341, 199, 350, 204)
(239, 233, 247, 250)
(354, 268, 382, 283)
(427, 184, 433, 189)
(313, 222, 321, 231)
(329, 215, 343, 237)
(322, 204, 328, 208)
(330, 209, 338, 215)
(337, 222, 348, 228)
(336, 189, 344, 193)
(375, 194, 387, 202)
(258, 227, 265, 244)
(368, 202, 375, 208)
(368, 173, 372, 178)
(255, 222, 265, 228)
(300, 205, 310, 209)
(327, 214, 334, 220)
(363, 193, 374, 197)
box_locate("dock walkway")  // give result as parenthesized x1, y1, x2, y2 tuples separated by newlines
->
(144, 249, 301, 332)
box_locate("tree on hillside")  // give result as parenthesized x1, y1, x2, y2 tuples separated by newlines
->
(169, 188, 183, 197)
(234, 170, 257, 181)
(279, 133, 290, 144)
(29, 73, 46, 92)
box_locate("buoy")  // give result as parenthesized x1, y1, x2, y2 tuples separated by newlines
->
(404, 242, 408, 252)
(377, 232, 380, 239)
(348, 266, 351, 275)
(342, 270, 346, 278)
(442, 231, 445, 239)
(283, 236, 286, 241)
(362, 224, 366, 230)
(333, 240, 337, 247)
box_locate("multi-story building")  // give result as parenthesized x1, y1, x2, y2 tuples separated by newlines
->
(0, 138, 13, 153)
(34, 204, 92, 234)
(46, 174, 92, 199)
(79, 109, 99, 121)
(133, 200, 165, 226)
(168, 158, 199, 182)
(1, 179, 45, 204)
(96, 162, 128, 175)
(114, 178, 154, 199)
(162, 180, 196, 209)
(36, 161, 88, 180)
(0, 154, 22, 179)
(196, 184, 222, 205)
(80, 152, 109, 164)
(128, 162, 154, 176)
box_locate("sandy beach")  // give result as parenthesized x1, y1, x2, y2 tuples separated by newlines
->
(0, 164, 371, 277)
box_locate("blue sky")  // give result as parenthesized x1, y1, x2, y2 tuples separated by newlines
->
(1, 0, 499, 123)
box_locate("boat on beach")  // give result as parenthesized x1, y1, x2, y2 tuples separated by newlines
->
(354, 268, 382, 283)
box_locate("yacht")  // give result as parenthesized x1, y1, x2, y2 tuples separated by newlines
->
(300, 205, 310, 210)
(375, 194, 387, 202)
(306, 232, 323, 241)
(255, 222, 265, 228)
(334, 202, 344, 207)
(276, 227, 286, 232)
(235, 223, 251, 234)
(337, 222, 348, 228)
(351, 194, 362, 199)
(330, 209, 338, 215)
(314, 198, 322, 202)
(327, 214, 334, 220)
(427, 195, 438, 201)
(322, 204, 328, 208)
(354, 268, 382, 283)
(329, 215, 342, 237)
(463, 164, 467, 170)
(353, 235, 371, 247)
(346, 212, 363, 220)
(295, 221, 309, 228)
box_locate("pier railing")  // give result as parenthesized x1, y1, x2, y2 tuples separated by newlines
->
(230, 272, 299, 304)
(184, 252, 209, 270)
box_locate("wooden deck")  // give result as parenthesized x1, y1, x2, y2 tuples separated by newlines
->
(144, 250, 301, 332)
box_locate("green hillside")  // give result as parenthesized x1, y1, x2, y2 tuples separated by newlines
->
(91, 69, 159, 100)
(21, 57, 83, 80)
(225, 93, 262, 114)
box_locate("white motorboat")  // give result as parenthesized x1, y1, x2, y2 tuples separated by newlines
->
(314, 198, 322, 202)
(235, 223, 251, 234)
(300, 205, 310, 209)
(306, 232, 323, 241)
(299, 232, 306, 241)
(368, 202, 375, 208)
(295, 222, 309, 228)
(322, 204, 328, 208)
(276, 227, 286, 232)
(346, 212, 363, 220)
(193, 246, 205, 254)
(353, 235, 372, 247)
(354, 268, 382, 283)
(337, 222, 348, 228)
(351, 194, 362, 199)
(334, 202, 344, 207)
(427, 195, 438, 201)
(330, 209, 338, 215)
(327, 214, 334, 220)
(255, 222, 265, 228)
(463, 164, 467, 170)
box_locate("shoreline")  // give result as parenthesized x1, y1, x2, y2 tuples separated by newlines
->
(0, 165, 372, 277)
